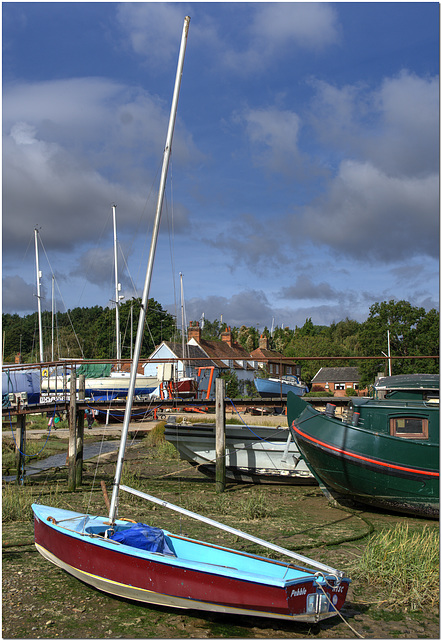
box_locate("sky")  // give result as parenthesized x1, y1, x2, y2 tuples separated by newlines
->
(2, 1, 439, 334)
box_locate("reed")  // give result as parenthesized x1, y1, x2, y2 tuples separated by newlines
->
(145, 422, 179, 460)
(2, 483, 64, 523)
(238, 491, 271, 520)
(356, 523, 439, 611)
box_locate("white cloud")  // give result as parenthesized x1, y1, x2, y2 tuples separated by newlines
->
(115, 3, 190, 65)
(238, 107, 312, 178)
(183, 289, 275, 329)
(116, 3, 340, 75)
(250, 3, 340, 51)
(297, 160, 439, 262)
(2, 78, 197, 257)
(309, 71, 439, 177)
(222, 3, 340, 73)
(278, 277, 339, 302)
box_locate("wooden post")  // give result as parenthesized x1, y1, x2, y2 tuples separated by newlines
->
(76, 374, 85, 487)
(215, 377, 226, 493)
(68, 369, 77, 491)
(15, 413, 26, 484)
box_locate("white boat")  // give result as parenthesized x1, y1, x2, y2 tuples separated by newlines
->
(32, 18, 349, 622)
(165, 421, 315, 484)
(255, 375, 308, 397)
(40, 366, 157, 401)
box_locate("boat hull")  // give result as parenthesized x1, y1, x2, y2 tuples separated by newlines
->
(165, 422, 315, 484)
(255, 377, 307, 398)
(288, 393, 439, 518)
(40, 375, 157, 401)
(33, 504, 348, 622)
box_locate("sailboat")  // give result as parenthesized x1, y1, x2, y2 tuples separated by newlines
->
(32, 17, 350, 622)
(40, 206, 158, 402)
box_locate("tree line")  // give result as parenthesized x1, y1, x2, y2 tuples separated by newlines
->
(2, 299, 439, 388)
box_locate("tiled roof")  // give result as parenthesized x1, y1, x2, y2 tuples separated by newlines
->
(196, 338, 250, 370)
(162, 342, 213, 368)
(312, 367, 360, 383)
(249, 347, 297, 364)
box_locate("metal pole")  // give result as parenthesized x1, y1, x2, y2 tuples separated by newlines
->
(215, 377, 226, 493)
(112, 205, 121, 366)
(180, 272, 186, 377)
(108, 16, 191, 524)
(119, 485, 345, 579)
(51, 275, 55, 362)
(34, 228, 44, 362)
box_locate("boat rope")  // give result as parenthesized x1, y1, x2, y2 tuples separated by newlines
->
(281, 505, 375, 552)
(6, 406, 55, 459)
(315, 577, 364, 638)
(226, 397, 289, 445)
(38, 235, 85, 358)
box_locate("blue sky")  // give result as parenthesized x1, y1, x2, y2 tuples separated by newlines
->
(2, 2, 439, 333)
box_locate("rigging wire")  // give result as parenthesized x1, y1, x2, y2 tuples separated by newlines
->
(38, 234, 85, 358)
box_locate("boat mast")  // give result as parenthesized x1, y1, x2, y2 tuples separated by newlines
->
(51, 275, 55, 362)
(112, 204, 122, 368)
(34, 227, 44, 363)
(180, 272, 186, 377)
(108, 16, 191, 525)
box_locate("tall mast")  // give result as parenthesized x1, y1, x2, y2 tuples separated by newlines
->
(180, 272, 186, 376)
(109, 16, 190, 524)
(51, 275, 55, 362)
(112, 204, 122, 367)
(34, 227, 44, 363)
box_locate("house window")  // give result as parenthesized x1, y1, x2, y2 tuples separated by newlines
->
(286, 366, 292, 375)
(275, 364, 279, 374)
(390, 417, 429, 439)
(335, 383, 345, 390)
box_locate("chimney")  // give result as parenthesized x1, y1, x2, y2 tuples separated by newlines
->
(221, 326, 233, 347)
(259, 334, 269, 350)
(187, 320, 201, 342)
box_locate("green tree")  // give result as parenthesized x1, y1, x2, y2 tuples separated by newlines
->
(201, 318, 225, 341)
(358, 300, 439, 386)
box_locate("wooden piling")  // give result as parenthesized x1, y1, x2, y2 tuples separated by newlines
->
(68, 370, 77, 491)
(215, 377, 226, 493)
(15, 412, 26, 484)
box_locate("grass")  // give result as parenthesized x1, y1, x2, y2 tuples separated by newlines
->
(355, 523, 439, 612)
(2, 431, 440, 639)
(2, 482, 67, 523)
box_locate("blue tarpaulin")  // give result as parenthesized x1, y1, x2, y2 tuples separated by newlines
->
(2, 370, 40, 405)
(111, 523, 175, 555)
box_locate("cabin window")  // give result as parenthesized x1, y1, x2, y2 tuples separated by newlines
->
(390, 417, 429, 439)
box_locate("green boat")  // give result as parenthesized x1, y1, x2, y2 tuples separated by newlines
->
(287, 374, 439, 518)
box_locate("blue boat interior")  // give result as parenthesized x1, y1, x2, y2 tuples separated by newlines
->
(34, 504, 317, 584)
